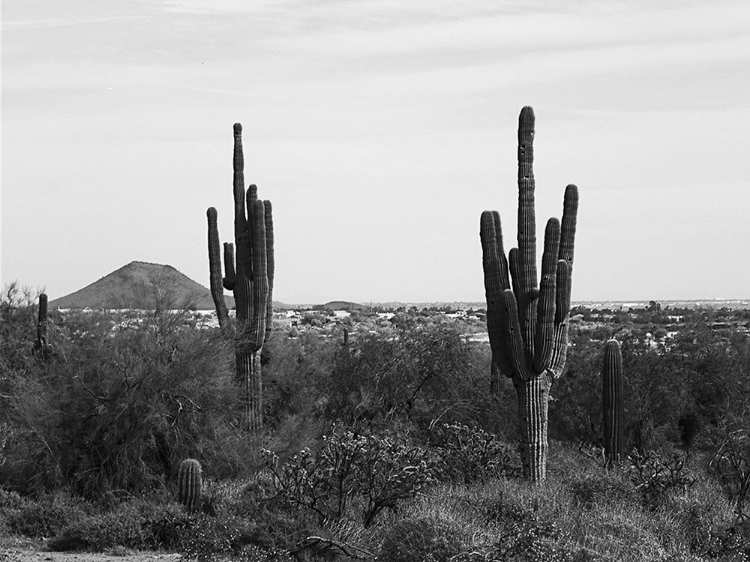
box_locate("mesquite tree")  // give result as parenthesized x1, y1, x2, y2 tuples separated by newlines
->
(207, 123, 274, 431)
(480, 106, 579, 481)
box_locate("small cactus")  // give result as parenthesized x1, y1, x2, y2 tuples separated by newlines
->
(177, 458, 202, 513)
(33, 293, 51, 359)
(602, 339, 624, 464)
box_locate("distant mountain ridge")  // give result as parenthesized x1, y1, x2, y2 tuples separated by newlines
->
(49, 261, 231, 310)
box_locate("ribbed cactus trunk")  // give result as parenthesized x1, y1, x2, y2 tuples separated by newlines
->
(177, 458, 202, 513)
(207, 123, 274, 432)
(515, 376, 550, 481)
(480, 106, 579, 482)
(237, 347, 263, 431)
(602, 339, 624, 464)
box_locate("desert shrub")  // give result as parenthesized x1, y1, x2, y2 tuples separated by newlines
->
(1, 302, 255, 497)
(379, 515, 465, 562)
(663, 475, 749, 560)
(1, 490, 88, 538)
(263, 426, 435, 527)
(321, 322, 505, 435)
(547, 328, 605, 446)
(469, 492, 571, 561)
(0, 488, 23, 536)
(628, 449, 695, 510)
(430, 422, 520, 484)
(710, 414, 750, 520)
(143, 502, 193, 550)
(168, 504, 302, 561)
(0, 283, 44, 376)
(198, 473, 318, 552)
(487, 517, 572, 562)
(48, 507, 148, 551)
(175, 513, 247, 560)
(551, 322, 750, 457)
(43, 494, 300, 560)
(262, 329, 337, 429)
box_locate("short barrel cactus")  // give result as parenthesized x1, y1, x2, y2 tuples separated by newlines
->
(177, 458, 202, 513)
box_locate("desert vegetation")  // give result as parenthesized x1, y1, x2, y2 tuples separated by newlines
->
(2, 280, 750, 561)
(2, 110, 749, 561)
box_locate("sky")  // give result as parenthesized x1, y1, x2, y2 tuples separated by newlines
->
(2, 0, 749, 304)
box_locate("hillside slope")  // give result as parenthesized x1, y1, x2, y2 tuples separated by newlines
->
(48, 261, 226, 310)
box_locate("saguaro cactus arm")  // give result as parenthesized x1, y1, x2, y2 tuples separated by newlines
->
(223, 243, 236, 291)
(264, 200, 275, 343)
(247, 199, 268, 352)
(515, 107, 539, 365)
(207, 208, 229, 327)
(533, 218, 561, 373)
(480, 211, 515, 378)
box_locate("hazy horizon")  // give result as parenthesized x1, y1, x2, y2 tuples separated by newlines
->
(3, 1, 749, 303)
(39, 259, 750, 308)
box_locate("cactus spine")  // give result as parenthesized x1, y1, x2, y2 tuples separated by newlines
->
(602, 339, 624, 464)
(207, 123, 274, 431)
(177, 458, 202, 513)
(480, 106, 579, 482)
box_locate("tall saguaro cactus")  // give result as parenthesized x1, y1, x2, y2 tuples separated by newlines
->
(602, 339, 624, 464)
(480, 106, 579, 482)
(207, 123, 274, 431)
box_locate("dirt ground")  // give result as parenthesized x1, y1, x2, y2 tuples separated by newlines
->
(0, 539, 183, 562)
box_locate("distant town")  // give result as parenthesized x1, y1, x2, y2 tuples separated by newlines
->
(58, 298, 749, 342)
